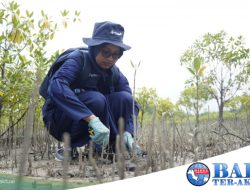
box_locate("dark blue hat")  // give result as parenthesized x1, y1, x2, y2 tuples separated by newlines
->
(83, 21, 131, 51)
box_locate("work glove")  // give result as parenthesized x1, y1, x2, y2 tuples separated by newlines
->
(88, 117, 110, 147)
(123, 131, 141, 156)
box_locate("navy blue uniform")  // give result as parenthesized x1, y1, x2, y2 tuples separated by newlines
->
(42, 52, 138, 147)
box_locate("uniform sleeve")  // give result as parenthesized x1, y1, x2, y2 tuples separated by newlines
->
(115, 70, 132, 94)
(48, 58, 93, 121)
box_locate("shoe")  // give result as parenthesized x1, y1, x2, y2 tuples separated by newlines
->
(55, 147, 79, 161)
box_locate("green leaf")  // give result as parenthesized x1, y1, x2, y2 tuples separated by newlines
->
(8, 30, 16, 42)
(198, 65, 206, 76)
(0, 35, 4, 42)
(62, 20, 67, 28)
(187, 67, 195, 75)
(74, 10, 81, 16)
(41, 10, 45, 16)
(61, 10, 69, 17)
(193, 57, 201, 72)
(12, 15, 18, 26)
(16, 30, 23, 44)
(0, 10, 5, 19)
(26, 10, 34, 18)
(44, 19, 50, 28)
(18, 54, 25, 63)
(14, 2, 18, 10)
(50, 32, 54, 40)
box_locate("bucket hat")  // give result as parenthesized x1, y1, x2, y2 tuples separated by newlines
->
(83, 21, 131, 51)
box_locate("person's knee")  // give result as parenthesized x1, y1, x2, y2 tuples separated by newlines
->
(91, 91, 106, 106)
(78, 91, 106, 111)
(117, 91, 133, 104)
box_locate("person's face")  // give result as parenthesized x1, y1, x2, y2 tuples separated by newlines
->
(95, 44, 122, 69)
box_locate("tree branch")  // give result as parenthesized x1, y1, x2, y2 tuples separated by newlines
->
(0, 108, 28, 138)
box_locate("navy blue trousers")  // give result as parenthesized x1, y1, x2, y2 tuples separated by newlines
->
(44, 91, 137, 147)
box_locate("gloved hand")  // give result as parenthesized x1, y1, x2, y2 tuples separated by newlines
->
(88, 117, 110, 146)
(123, 131, 141, 156)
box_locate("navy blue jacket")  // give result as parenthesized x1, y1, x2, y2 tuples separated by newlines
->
(47, 52, 132, 123)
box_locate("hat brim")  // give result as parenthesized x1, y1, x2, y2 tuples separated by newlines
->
(83, 38, 131, 51)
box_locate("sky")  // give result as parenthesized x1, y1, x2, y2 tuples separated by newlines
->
(17, 0, 250, 105)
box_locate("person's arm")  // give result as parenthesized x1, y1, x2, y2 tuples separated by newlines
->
(48, 58, 94, 122)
